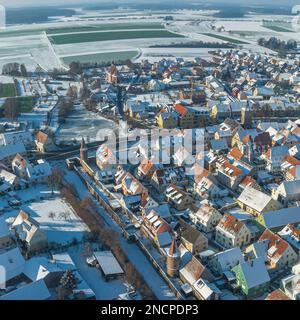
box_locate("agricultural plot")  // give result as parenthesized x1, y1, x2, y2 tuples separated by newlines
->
(49, 30, 184, 45)
(0, 83, 16, 98)
(47, 23, 164, 35)
(201, 33, 249, 44)
(62, 50, 139, 65)
(263, 25, 294, 32)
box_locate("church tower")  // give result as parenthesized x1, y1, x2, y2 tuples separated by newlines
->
(166, 239, 181, 278)
(241, 102, 252, 129)
(80, 137, 88, 163)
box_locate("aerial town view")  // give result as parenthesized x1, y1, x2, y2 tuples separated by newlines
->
(0, 0, 300, 307)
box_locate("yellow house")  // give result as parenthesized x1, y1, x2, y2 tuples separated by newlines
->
(156, 111, 178, 129)
(237, 186, 282, 217)
(173, 103, 194, 129)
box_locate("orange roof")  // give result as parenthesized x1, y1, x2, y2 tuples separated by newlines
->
(221, 161, 243, 177)
(173, 103, 188, 117)
(228, 147, 243, 161)
(168, 238, 179, 256)
(265, 289, 291, 301)
(218, 213, 244, 234)
(283, 154, 300, 166)
(241, 176, 257, 188)
(259, 229, 289, 257)
(138, 159, 154, 176)
(36, 130, 48, 144)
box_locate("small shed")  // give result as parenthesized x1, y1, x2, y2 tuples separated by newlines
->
(94, 251, 124, 280)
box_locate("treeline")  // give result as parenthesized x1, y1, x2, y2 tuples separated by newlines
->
(60, 183, 156, 299)
(258, 37, 297, 54)
(150, 41, 235, 49)
(2, 63, 28, 77)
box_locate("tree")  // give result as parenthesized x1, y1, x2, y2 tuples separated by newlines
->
(20, 64, 28, 77)
(59, 211, 71, 221)
(47, 167, 63, 194)
(3, 98, 20, 121)
(48, 211, 56, 221)
(58, 270, 77, 299)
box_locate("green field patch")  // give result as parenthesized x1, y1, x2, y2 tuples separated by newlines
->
(0, 83, 16, 98)
(18, 96, 36, 112)
(202, 33, 249, 44)
(62, 50, 139, 65)
(50, 30, 184, 45)
(263, 25, 294, 33)
(47, 23, 164, 35)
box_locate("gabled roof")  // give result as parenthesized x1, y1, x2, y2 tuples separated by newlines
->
(0, 247, 25, 281)
(237, 257, 270, 289)
(35, 130, 48, 144)
(217, 213, 245, 235)
(260, 206, 300, 229)
(265, 289, 291, 300)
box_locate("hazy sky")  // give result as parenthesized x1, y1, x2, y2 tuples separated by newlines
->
(0, 0, 298, 8)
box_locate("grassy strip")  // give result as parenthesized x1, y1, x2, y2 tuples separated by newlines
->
(47, 23, 164, 34)
(62, 50, 138, 65)
(0, 83, 16, 98)
(50, 30, 184, 45)
(263, 25, 294, 33)
(202, 33, 249, 44)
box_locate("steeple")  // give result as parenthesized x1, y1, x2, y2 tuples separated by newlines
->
(166, 238, 181, 278)
(80, 137, 88, 163)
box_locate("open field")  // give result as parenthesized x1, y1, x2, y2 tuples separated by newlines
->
(201, 33, 249, 44)
(62, 50, 139, 65)
(47, 23, 164, 35)
(49, 30, 184, 45)
(263, 25, 294, 33)
(0, 83, 16, 98)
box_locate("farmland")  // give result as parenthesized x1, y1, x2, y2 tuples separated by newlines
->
(0, 83, 16, 98)
(47, 23, 164, 35)
(49, 30, 184, 45)
(201, 33, 249, 44)
(263, 25, 294, 33)
(62, 50, 139, 65)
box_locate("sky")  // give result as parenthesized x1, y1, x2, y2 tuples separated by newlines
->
(0, 0, 298, 8)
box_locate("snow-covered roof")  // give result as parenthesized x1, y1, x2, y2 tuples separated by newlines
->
(94, 251, 124, 276)
(238, 257, 270, 289)
(261, 206, 300, 229)
(237, 186, 273, 212)
(0, 279, 51, 300)
(0, 218, 10, 239)
(213, 247, 244, 272)
(0, 247, 25, 281)
(0, 143, 26, 161)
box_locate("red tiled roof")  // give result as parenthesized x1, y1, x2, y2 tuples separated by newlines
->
(265, 289, 291, 301)
(173, 103, 188, 117)
(228, 147, 243, 161)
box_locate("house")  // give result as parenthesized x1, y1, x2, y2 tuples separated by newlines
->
(209, 247, 244, 276)
(11, 210, 48, 253)
(165, 185, 194, 211)
(12, 154, 52, 183)
(232, 257, 270, 298)
(263, 145, 289, 172)
(281, 273, 300, 300)
(106, 64, 118, 84)
(215, 214, 252, 249)
(23, 257, 63, 288)
(216, 161, 245, 191)
(190, 204, 223, 233)
(0, 169, 20, 192)
(192, 279, 221, 300)
(272, 180, 300, 206)
(194, 168, 222, 199)
(0, 279, 51, 300)
(177, 220, 208, 254)
(256, 207, 300, 231)
(137, 158, 156, 180)
(0, 218, 14, 250)
(156, 111, 178, 129)
(0, 247, 25, 283)
(265, 289, 291, 300)
(35, 130, 53, 153)
(210, 138, 228, 154)
(1, 131, 33, 149)
(278, 224, 300, 254)
(96, 144, 116, 171)
(179, 255, 215, 288)
(237, 186, 282, 217)
(0, 143, 26, 164)
(173, 103, 194, 129)
(258, 229, 298, 270)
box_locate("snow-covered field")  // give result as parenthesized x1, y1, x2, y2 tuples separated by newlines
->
(0, 184, 89, 245)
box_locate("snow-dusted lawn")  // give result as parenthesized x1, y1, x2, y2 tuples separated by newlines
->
(1, 184, 89, 245)
(28, 198, 89, 245)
